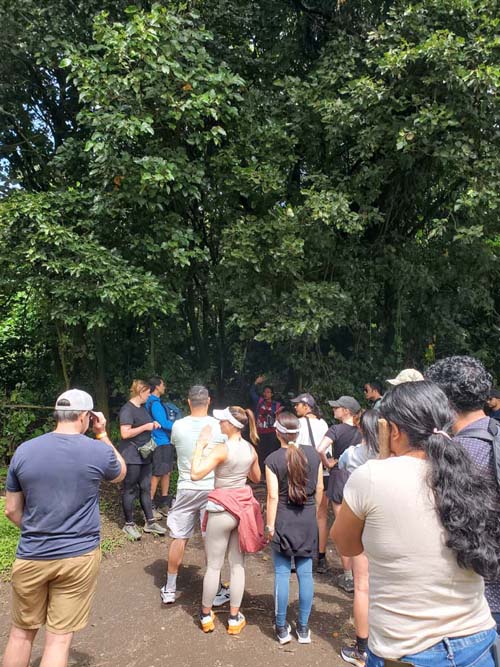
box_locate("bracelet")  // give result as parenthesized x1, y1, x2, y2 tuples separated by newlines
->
(96, 432, 108, 440)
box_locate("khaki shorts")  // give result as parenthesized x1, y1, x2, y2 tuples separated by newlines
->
(11, 547, 101, 634)
(167, 489, 209, 539)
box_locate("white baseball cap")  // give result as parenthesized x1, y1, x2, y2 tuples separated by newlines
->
(55, 389, 94, 411)
(387, 369, 424, 385)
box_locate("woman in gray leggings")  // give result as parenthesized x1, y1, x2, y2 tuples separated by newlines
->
(191, 406, 261, 635)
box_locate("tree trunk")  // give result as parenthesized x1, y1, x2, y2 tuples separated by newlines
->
(94, 328, 109, 419)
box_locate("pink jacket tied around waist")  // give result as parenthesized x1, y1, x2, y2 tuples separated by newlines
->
(202, 486, 266, 553)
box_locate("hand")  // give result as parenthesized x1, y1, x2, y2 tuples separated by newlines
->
(145, 421, 160, 432)
(196, 424, 213, 449)
(91, 411, 107, 435)
(255, 374, 266, 384)
(265, 525, 274, 542)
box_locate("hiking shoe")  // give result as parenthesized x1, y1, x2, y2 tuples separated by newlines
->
(276, 623, 292, 645)
(160, 585, 176, 604)
(213, 583, 230, 607)
(227, 612, 246, 635)
(143, 521, 167, 535)
(199, 610, 215, 633)
(152, 507, 163, 520)
(316, 558, 328, 574)
(336, 573, 354, 593)
(296, 623, 311, 644)
(122, 523, 141, 541)
(341, 644, 367, 666)
(156, 504, 170, 517)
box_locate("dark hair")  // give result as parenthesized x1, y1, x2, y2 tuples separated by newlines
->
(359, 409, 379, 455)
(275, 412, 309, 505)
(365, 381, 383, 395)
(263, 385, 274, 394)
(425, 356, 492, 413)
(148, 376, 163, 392)
(228, 406, 260, 446)
(379, 381, 500, 579)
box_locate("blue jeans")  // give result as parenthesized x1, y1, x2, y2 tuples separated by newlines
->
(272, 551, 313, 627)
(366, 628, 497, 667)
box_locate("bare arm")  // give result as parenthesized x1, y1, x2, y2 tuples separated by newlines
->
(120, 422, 159, 440)
(191, 426, 228, 480)
(5, 491, 24, 528)
(315, 463, 323, 512)
(248, 450, 261, 484)
(265, 467, 279, 538)
(317, 434, 334, 469)
(331, 499, 365, 557)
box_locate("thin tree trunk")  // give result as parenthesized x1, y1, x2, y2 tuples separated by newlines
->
(94, 328, 109, 419)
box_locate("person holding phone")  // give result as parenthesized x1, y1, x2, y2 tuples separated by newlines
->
(333, 382, 498, 667)
(119, 379, 166, 539)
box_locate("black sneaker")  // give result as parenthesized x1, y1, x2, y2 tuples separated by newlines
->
(276, 623, 292, 644)
(316, 557, 328, 574)
(296, 623, 311, 644)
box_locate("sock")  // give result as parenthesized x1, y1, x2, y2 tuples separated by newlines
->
(160, 495, 170, 505)
(147, 518, 156, 524)
(318, 552, 326, 560)
(125, 522, 135, 526)
(344, 569, 353, 580)
(356, 636, 368, 652)
(166, 573, 177, 591)
(229, 613, 240, 620)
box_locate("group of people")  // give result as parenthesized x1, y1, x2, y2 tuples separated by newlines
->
(3, 355, 500, 667)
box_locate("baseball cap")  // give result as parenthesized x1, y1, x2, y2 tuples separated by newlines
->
(387, 369, 424, 385)
(55, 389, 94, 411)
(328, 396, 361, 414)
(290, 393, 317, 408)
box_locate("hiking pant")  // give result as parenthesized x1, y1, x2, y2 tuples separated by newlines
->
(202, 511, 244, 608)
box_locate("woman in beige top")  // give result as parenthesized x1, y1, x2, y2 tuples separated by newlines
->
(333, 381, 498, 667)
(191, 406, 261, 636)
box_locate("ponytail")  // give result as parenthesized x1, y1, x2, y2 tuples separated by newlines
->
(286, 443, 308, 505)
(380, 381, 500, 579)
(245, 408, 259, 447)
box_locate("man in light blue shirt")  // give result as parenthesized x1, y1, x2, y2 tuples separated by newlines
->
(161, 385, 225, 605)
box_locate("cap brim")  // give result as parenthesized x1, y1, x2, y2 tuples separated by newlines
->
(328, 401, 341, 407)
(212, 409, 226, 421)
(386, 379, 397, 385)
(290, 397, 301, 403)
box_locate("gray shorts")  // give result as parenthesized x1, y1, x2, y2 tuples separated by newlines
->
(166, 489, 210, 539)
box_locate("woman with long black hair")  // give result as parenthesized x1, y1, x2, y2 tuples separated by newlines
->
(333, 381, 499, 667)
(265, 412, 323, 645)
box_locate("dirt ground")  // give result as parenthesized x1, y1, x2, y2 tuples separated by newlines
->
(0, 490, 354, 667)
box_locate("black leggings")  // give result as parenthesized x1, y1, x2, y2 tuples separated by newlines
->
(122, 463, 153, 523)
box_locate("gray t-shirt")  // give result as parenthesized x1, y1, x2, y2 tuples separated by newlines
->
(6, 432, 121, 560)
(171, 415, 221, 491)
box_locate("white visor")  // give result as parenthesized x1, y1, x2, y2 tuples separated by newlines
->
(213, 408, 244, 429)
(274, 420, 300, 435)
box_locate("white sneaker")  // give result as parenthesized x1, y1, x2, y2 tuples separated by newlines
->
(160, 585, 176, 604)
(227, 612, 246, 635)
(213, 584, 230, 607)
(122, 523, 141, 541)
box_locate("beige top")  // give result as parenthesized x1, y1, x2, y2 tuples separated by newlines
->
(214, 438, 255, 489)
(344, 457, 494, 659)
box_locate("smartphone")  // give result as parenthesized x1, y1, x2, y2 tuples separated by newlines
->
(384, 660, 415, 667)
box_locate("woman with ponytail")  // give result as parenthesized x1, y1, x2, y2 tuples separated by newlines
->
(265, 412, 323, 645)
(191, 406, 263, 635)
(333, 381, 499, 667)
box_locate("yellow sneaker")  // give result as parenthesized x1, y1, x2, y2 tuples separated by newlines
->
(200, 610, 215, 633)
(227, 612, 246, 635)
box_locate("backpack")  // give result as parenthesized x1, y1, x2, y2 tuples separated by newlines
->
(458, 418, 500, 488)
(162, 401, 182, 426)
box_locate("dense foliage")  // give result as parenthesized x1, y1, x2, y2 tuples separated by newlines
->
(1, 0, 499, 446)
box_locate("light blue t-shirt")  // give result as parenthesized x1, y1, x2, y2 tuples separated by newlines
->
(171, 415, 222, 491)
(6, 432, 121, 560)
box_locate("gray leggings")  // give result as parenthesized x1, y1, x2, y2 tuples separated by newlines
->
(202, 511, 245, 609)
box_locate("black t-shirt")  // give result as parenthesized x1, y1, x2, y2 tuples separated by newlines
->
(119, 401, 153, 465)
(325, 423, 360, 460)
(265, 445, 321, 507)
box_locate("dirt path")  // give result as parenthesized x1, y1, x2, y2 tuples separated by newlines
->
(0, 514, 354, 666)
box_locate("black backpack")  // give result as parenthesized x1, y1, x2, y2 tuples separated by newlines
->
(458, 418, 500, 488)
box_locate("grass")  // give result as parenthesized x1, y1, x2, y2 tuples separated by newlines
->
(0, 498, 20, 577)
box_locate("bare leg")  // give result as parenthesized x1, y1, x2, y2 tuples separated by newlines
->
(317, 492, 329, 553)
(2, 626, 37, 667)
(167, 538, 188, 575)
(331, 503, 352, 572)
(352, 553, 369, 638)
(160, 473, 171, 497)
(39, 631, 73, 667)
